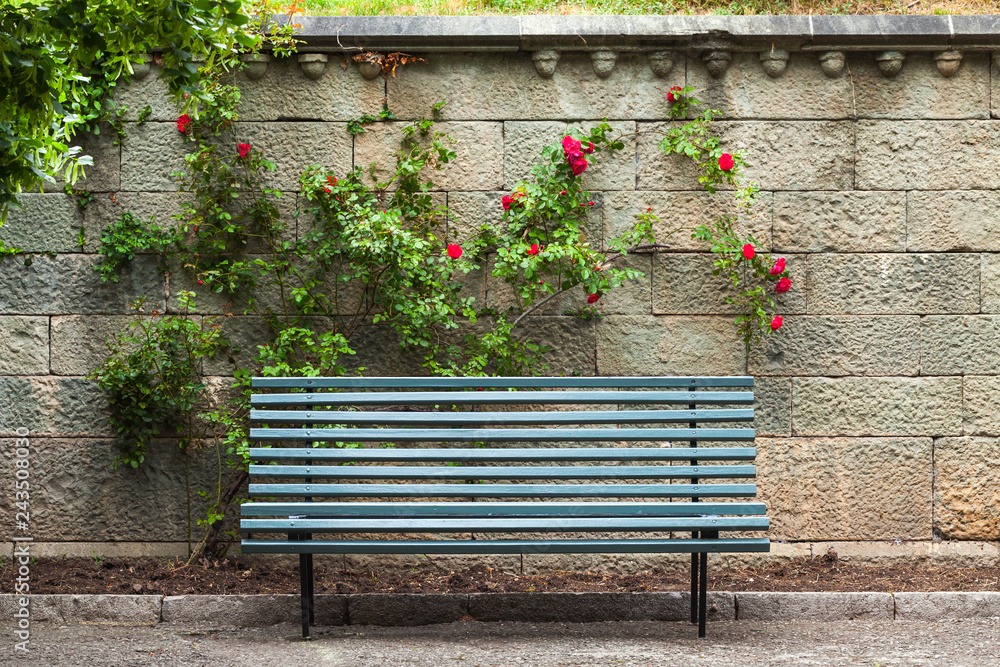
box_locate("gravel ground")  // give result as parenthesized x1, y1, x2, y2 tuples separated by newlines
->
(7, 618, 1000, 666)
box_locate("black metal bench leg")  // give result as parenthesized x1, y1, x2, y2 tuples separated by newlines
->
(306, 549, 315, 624)
(690, 550, 699, 624)
(698, 552, 708, 639)
(299, 549, 311, 640)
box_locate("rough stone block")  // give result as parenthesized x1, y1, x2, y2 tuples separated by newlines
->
(637, 121, 854, 191)
(50, 315, 132, 376)
(755, 376, 791, 437)
(630, 592, 735, 621)
(0, 254, 164, 315)
(349, 594, 468, 626)
(848, 52, 990, 119)
(122, 121, 352, 192)
(603, 190, 772, 252)
(805, 253, 979, 315)
(503, 121, 636, 192)
(935, 437, 1000, 540)
(0, 316, 49, 375)
(596, 315, 745, 377)
(749, 316, 920, 376)
(895, 592, 1000, 620)
(791, 377, 962, 437)
(120, 122, 188, 191)
(344, 325, 432, 377)
(922, 316, 1000, 376)
(447, 191, 505, 244)
(652, 253, 736, 315)
(237, 56, 386, 122)
(819, 540, 1000, 567)
(0, 594, 161, 625)
(82, 191, 192, 254)
(388, 52, 685, 121)
(651, 252, 805, 316)
(736, 592, 893, 621)
(162, 594, 346, 626)
(111, 64, 176, 122)
(756, 437, 932, 541)
(0, 438, 217, 542)
(235, 122, 354, 192)
(30, 541, 189, 558)
(908, 191, 1000, 251)
(48, 125, 120, 193)
(856, 121, 1000, 190)
(0, 377, 111, 437)
(354, 121, 503, 192)
(596, 253, 652, 316)
(520, 316, 597, 376)
(1, 194, 83, 253)
(689, 52, 854, 120)
(202, 315, 275, 377)
(773, 191, 906, 253)
(964, 376, 1000, 436)
(982, 254, 1000, 313)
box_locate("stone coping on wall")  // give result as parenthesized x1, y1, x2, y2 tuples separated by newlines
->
(286, 14, 1000, 52)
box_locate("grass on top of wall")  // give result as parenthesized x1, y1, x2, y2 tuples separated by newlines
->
(294, 0, 1000, 17)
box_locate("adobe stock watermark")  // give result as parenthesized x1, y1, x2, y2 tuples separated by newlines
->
(12, 426, 31, 653)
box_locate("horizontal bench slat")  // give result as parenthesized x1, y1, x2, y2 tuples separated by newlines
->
(249, 464, 755, 480)
(240, 537, 772, 555)
(240, 501, 768, 517)
(252, 376, 754, 389)
(248, 447, 756, 462)
(250, 390, 754, 406)
(241, 516, 770, 533)
(249, 427, 754, 442)
(249, 408, 755, 425)
(248, 483, 757, 498)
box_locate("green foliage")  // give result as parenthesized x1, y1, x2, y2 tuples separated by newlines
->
(89, 293, 228, 469)
(658, 86, 786, 346)
(96, 211, 173, 283)
(0, 0, 251, 221)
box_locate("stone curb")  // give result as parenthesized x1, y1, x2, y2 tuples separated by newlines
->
(6, 592, 1000, 627)
(289, 15, 1000, 52)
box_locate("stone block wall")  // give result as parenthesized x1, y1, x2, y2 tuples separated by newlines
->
(2, 16, 1000, 567)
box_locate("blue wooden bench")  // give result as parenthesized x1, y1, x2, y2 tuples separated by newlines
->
(241, 376, 769, 638)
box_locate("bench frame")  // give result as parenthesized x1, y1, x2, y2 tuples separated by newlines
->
(242, 376, 769, 639)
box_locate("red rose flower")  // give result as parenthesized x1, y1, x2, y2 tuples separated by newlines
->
(447, 244, 463, 259)
(323, 187, 331, 193)
(502, 195, 513, 211)
(587, 293, 599, 304)
(326, 175, 338, 185)
(177, 114, 192, 133)
(527, 244, 539, 256)
(718, 153, 735, 171)
(667, 85, 683, 103)
(237, 143, 251, 158)
(562, 136, 582, 154)
(769, 257, 786, 276)
(559, 190, 567, 195)
(742, 243, 755, 260)
(570, 157, 588, 176)
(582, 142, 595, 154)
(770, 315, 783, 331)
(775, 277, 791, 293)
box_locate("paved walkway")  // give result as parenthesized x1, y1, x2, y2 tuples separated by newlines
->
(12, 619, 1000, 666)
